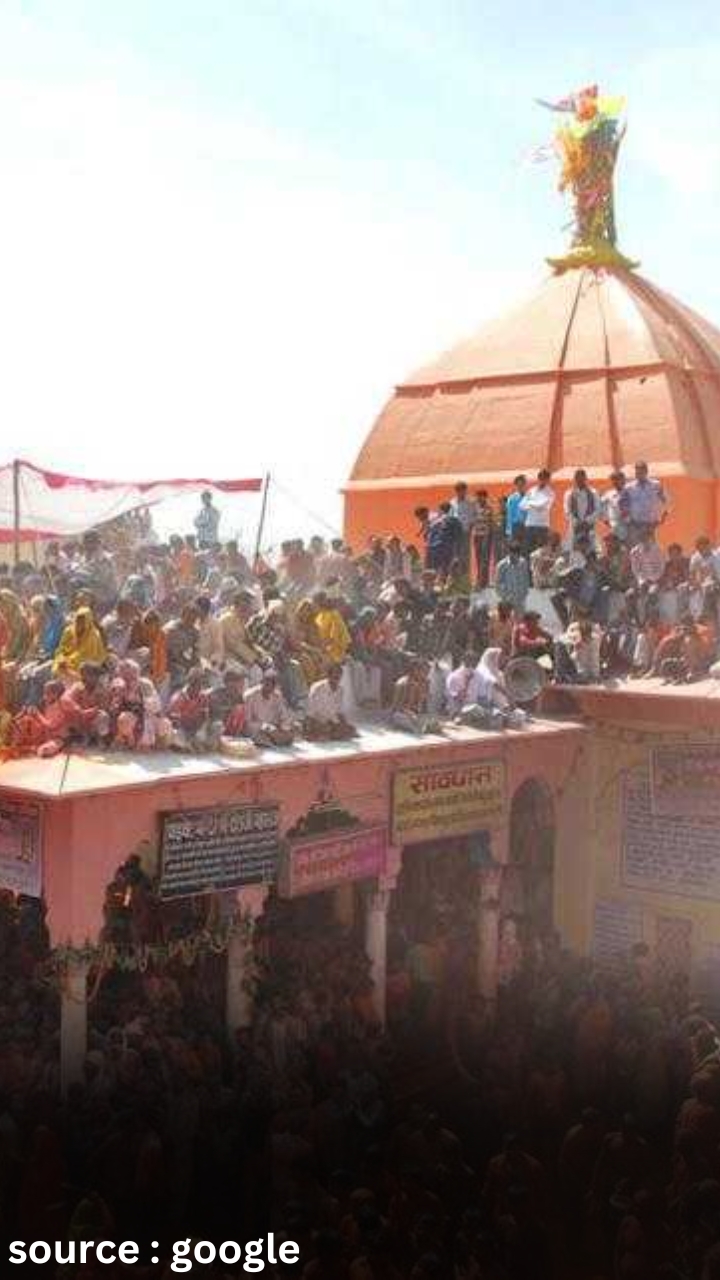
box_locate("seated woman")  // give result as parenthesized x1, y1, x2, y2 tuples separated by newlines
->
(313, 591, 353, 664)
(0, 588, 32, 712)
(390, 658, 442, 735)
(109, 658, 172, 750)
(16, 595, 65, 706)
(9, 679, 74, 757)
(128, 609, 169, 701)
(291, 598, 328, 687)
(304, 663, 358, 740)
(454, 648, 526, 729)
(53, 606, 108, 679)
(243, 669, 295, 748)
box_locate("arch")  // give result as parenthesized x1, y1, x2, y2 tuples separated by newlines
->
(502, 777, 556, 943)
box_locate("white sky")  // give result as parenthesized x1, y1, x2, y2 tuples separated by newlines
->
(1, 5, 718, 548)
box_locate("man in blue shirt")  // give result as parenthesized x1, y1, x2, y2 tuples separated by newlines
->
(504, 475, 527, 550)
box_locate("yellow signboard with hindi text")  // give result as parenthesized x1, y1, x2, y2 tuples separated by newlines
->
(391, 760, 506, 846)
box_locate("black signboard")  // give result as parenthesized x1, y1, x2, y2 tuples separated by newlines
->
(159, 803, 280, 900)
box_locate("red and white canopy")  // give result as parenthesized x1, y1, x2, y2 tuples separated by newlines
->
(0, 459, 263, 541)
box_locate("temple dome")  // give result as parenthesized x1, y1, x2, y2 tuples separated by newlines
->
(344, 267, 720, 550)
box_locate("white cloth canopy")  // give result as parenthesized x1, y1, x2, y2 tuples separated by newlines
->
(0, 459, 263, 541)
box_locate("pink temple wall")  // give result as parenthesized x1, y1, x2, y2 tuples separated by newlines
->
(37, 727, 588, 947)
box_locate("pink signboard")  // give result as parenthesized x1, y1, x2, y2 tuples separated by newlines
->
(282, 825, 388, 898)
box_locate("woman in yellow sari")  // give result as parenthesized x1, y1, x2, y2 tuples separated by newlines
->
(313, 592, 352, 664)
(53, 606, 108, 677)
(291, 599, 327, 684)
(0, 589, 31, 663)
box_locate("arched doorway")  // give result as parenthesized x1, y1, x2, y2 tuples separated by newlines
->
(501, 779, 556, 968)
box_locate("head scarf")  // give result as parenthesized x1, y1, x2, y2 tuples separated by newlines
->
(40, 597, 64, 657)
(0, 589, 31, 662)
(53, 606, 108, 675)
(130, 611, 167, 683)
(477, 647, 503, 686)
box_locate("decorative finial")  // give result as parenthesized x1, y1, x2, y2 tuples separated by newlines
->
(537, 85, 638, 274)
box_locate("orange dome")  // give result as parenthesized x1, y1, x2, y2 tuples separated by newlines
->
(344, 267, 720, 552)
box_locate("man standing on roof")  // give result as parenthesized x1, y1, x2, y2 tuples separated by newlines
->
(194, 490, 221, 550)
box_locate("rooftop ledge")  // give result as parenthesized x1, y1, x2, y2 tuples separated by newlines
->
(0, 714, 584, 800)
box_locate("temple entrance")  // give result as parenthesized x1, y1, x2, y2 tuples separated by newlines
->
(501, 779, 555, 976)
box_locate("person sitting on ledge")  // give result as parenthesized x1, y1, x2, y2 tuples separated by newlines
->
(390, 657, 443, 736)
(243, 669, 296, 748)
(208, 667, 248, 737)
(454, 648, 527, 730)
(511, 610, 553, 662)
(168, 666, 220, 751)
(649, 617, 716, 684)
(60, 661, 111, 745)
(304, 662, 358, 741)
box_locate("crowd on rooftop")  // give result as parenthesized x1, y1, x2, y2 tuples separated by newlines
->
(1, 460, 717, 762)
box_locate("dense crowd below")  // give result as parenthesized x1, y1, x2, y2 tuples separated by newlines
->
(2, 880, 720, 1278)
(1, 462, 717, 762)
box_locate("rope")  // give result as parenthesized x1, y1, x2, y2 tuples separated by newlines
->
(269, 478, 342, 538)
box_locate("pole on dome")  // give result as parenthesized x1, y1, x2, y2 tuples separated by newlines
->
(12, 459, 21, 567)
(253, 472, 271, 572)
(535, 85, 638, 274)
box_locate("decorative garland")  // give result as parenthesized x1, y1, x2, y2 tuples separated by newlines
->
(48, 913, 254, 978)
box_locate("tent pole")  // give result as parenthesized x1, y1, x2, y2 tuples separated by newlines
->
(12, 459, 20, 567)
(253, 473, 271, 571)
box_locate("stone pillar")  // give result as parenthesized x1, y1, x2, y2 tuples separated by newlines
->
(477, 827, 508, 1004)
(60, 959, 89, 1094)
(226, 926, 255, 1037)
(226, 884, 268, 1042)
(365, 886, 391, 1027)
(477, 870, 502, 1002)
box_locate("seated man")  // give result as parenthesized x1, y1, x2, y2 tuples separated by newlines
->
(208, 668, 248, 737)
(453, 648, 525, 729)
(60, 661, 111, 744)
(445, 650, 481, 718)
(304, 662, 358, 740)
(650, 619, 716, 683)
(554, 619, 601, 684)
(168, 667, 219, 751)
(243, 669, 295, 748)
(163, 604, 200, 691)
(390, 658, 442, 736)
(511, 611, 553, 661)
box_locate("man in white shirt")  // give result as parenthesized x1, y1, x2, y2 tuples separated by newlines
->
(304, 663, 358, 740)
(564, 469, 601, 548)
(243, 671, 295, 747)
(600, 470, 629, 543)
(519, 469, 555, 553)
